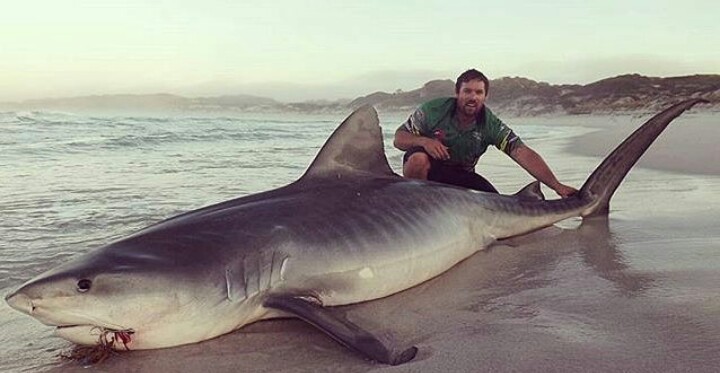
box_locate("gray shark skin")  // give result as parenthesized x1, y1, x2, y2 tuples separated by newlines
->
(5, 98, 707, 365)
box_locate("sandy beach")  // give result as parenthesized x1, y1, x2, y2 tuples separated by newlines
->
(566, 111, 720, 176)
(5, 110, 719, 373)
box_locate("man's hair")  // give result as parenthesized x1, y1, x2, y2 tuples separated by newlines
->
(455, 69, 490, 94)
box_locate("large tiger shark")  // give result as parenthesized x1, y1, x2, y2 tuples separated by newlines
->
(5, 99, 706, 365)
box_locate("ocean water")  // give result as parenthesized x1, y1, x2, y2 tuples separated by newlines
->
(1, 110, 718, 372)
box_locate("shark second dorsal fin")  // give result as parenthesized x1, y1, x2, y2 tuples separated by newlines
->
(514, 181, 545, 201)
(300, 105, 396, 180)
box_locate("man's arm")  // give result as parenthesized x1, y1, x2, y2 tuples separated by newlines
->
(393, 126, 450, 160)
(510, 144, 577, 198)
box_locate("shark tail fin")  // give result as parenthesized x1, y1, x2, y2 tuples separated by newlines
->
(579, 98, 708, 217)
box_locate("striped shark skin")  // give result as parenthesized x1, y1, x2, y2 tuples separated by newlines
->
(5, 99, 707, 365)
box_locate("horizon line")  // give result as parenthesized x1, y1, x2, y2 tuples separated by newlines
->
(2, 71, 719, 104)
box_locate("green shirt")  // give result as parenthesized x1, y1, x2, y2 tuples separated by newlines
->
(400, 97, 524, 171)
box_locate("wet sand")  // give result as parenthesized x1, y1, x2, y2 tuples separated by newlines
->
(41, 112, 720, 372)
(566, 112, 720, 175)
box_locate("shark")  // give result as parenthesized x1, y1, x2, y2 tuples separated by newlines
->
(5, 98, 707, 365)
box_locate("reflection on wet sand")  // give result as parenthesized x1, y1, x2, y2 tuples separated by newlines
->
(464, 216, 657, 320)
(575, 217, 655, 296)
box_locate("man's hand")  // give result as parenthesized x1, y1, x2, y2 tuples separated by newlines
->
(552, 183, 578, 198)
(510, 145, 578, 199)
(420, 137, 450, 160)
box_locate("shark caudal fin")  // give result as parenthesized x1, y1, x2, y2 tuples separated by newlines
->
(579, 98, 708, 217)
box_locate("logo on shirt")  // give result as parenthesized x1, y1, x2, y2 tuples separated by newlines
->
(433, 129, 446, 142)
(406, 110, 426, 135)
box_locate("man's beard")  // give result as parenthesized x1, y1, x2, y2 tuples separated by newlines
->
(462, 101, 480, 116)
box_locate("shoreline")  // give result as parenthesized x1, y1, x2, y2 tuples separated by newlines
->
(562, 112, 720, 176)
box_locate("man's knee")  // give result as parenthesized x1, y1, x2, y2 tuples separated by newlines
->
(403, 152, 431, 179)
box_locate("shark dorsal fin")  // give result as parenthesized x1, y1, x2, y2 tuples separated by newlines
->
(300, 105, 395, 180)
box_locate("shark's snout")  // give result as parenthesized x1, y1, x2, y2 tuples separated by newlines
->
(5, 290, 34, 315)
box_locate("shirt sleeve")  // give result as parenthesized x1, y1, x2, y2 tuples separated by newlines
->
(400, 107, 431, 136)
(488, 116, 524, 155)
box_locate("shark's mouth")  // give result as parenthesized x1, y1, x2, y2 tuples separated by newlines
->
(56, 324, 83, 329)
(54, 324, 135, 350)
(55, 326, 136, 364)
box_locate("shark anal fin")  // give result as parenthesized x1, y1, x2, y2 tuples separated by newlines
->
(263, 294, 417, 365)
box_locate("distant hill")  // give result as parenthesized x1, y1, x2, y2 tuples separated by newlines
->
(2, 93, 279, 113)
(349, 80, 455, 109)
(350, 74, 720, 115)
(2, 74, 718, 115)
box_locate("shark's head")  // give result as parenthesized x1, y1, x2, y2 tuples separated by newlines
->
(4, 239, 252, 350)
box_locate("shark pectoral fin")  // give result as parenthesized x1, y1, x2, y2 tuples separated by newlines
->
(263, 294, 417, 365)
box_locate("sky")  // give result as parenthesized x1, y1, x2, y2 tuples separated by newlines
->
(1, 0, 718, 102)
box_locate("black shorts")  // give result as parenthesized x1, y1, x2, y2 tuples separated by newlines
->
(403, 147, 498, 193)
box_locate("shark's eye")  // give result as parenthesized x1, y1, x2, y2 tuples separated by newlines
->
(76, 279, 92, 293)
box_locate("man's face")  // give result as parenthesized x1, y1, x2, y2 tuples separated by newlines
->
(456, 79, 487, 117)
